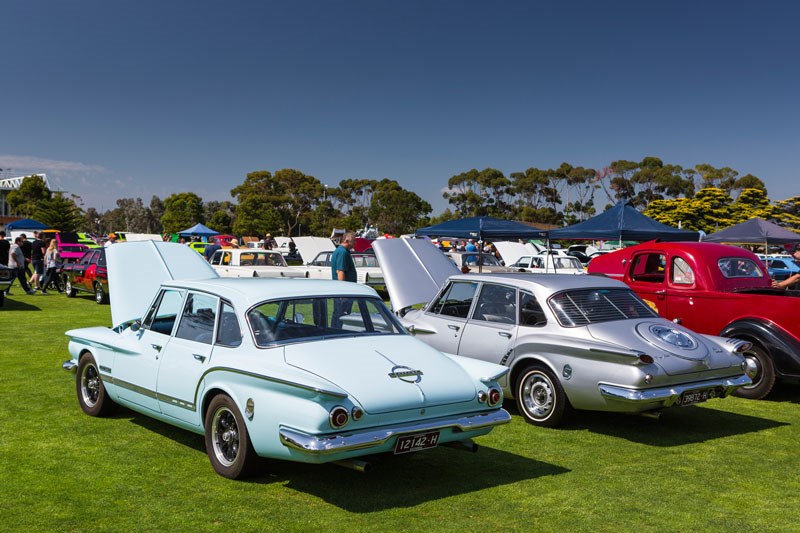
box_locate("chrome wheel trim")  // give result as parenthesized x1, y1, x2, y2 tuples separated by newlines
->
(80, 362, 101, 408)
(521, 372, 555, 420)
(94, 284, 103, 303)
(212, 407, 240, 467)
(742, 351, 763, 388)
(66, 279, 72, 293)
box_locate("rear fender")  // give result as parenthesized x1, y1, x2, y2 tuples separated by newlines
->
(720, 319, 800, 379)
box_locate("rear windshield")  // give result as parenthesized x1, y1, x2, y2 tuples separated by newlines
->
(717, 258, 764, 279)
(548, 288, 657, 327)
(248, 296, 406, 346)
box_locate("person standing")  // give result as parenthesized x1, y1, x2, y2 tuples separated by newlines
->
(40, 239, 61, 294)
(772, 244, 800, 289)
(0, 231, 10, 266)
(19, 233, 33, 280)
(104, 233, 117, 247)
(204, 237, 221, 262)
(30, 231, 46, 290)
(9, 237, 34, 294)
(330, 232, 356, 282)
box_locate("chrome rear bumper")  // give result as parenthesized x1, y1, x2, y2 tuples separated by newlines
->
(599, 374, 752, 407)
(279, 409, 511, 455)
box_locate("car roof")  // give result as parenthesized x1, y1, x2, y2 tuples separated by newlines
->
(448, 272, 625, 291)
(160, 278, 377, 307)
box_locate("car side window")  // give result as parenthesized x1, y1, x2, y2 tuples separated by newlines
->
(175, 292, 218, 344)
(473, 284, 517, 324)
(430, 281, 478, 319)
(671, 257, 695, 285)
(519, 291, 547, 327)
(143, 289, 185, 335)
(216, 302, 242, 346)
(222, 252, 232, 266)
(211, 251, 222, 266)
(630, 253, 666, 283)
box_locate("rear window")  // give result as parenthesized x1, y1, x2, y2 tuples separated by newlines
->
(718, 258, 764, 279)
(548, 288, 657, 327)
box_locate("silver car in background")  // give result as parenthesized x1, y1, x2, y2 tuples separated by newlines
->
(374, 238, 752, 427)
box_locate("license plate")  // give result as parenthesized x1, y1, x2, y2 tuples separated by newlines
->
(680, 387, 720, 406)
(393, 431, 440, 455)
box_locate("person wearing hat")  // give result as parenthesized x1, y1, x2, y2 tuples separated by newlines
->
(230, 238, 240, 248)
(772, 244, 800, 289)
(104, 233, 117, 247)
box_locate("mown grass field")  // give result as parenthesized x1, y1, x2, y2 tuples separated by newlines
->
(1, 292, 799, 532)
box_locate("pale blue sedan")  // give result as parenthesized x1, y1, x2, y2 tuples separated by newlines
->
(63, 242, 510, 479)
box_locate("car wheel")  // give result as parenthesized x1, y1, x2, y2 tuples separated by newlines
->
(65, 278, 77, 297)
(733, 343, 776, 400)
(94, 282, 108, 304)
(76, 352, 118, 416)
(204, 395, 258, 479)
(516, 364, 571, 427)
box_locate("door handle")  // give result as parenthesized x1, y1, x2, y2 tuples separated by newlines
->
(498, 332, 512, 338)
(448, 324, 460, 331)
(151, 344, 162, 352)
(193, 354, 206, 363)
(655, 290, 666, 299)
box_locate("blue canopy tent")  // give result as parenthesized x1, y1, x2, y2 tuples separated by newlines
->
(703, 218, 799, 246)
(548, 201, 700, 242)
(178, 223, 219, 237)
(415, 216, 548, 241)
(6, 218, 48, 231)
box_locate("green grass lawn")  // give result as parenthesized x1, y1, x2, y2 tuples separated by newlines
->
(1, 292, 799, 531)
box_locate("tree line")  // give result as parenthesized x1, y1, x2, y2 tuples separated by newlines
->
(6, 157, 799, 237)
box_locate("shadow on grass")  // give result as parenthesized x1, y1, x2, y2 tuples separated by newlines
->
(2, 296, 41, 311)
(511, 402, 788, 446)
(760, 382, 800, 405)
(122, 408, 565, 511)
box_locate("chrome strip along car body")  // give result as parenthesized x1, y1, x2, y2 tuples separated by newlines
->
(63, 241, 509, 478)
(373, 238, 751, 427)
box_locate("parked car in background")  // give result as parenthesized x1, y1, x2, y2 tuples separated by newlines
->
(374, 238, 751, 427)
(0, 265, 14, 306)
(62, 241, 511, 478)
(62, 248, 109, 304)
(765, 256, 800, 281)
(77, 233, 101, 249)
(188, 241, 208, 254)
(445, 251, 516, 273)
(56, 232, 92, 264)
(209, 248, 306, 278)
(588, 241, 800, 399)
(507, 254, 585, 274)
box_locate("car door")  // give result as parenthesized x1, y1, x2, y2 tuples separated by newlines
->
(113, 288, 186, 413)
(307, 252, 330, 279)
(457, 283, 519, 364)
(72, 251, 95, 290)
(157, 291, 219, 424)
(626, 251, 669, 316)
(419, 280, 479, 354)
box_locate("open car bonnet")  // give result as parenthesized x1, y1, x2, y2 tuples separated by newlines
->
(292, 236, 335, 265)
(107, 241, 218, 327)
(493, 241, 530, 266)
(373, 238, 460, 313)
(283, 335, 476, 413)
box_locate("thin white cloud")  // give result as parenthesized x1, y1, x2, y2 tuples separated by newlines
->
(0, 154, 107, 174)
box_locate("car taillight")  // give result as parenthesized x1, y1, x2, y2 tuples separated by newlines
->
(351, 407, 363, 421)
(487, 388, 501, 407)
(638, 354, 654, 364)
(329, 406, 349, 429)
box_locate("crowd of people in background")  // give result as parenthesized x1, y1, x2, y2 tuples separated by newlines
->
(1, 230, 63, 296)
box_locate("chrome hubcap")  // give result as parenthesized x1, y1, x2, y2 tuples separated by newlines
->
(522, 373, 554, 419)
(743, 352, 762, 386)
(212, 408, 239, 466)
(81, 364, 100, 407)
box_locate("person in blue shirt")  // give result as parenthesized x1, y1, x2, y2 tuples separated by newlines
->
(330, 232, 357, 282)
(464, 239, 478, 265)
(203, 237, 221, 262)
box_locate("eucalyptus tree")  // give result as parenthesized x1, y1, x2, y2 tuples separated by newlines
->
(160, 192, 204, 234)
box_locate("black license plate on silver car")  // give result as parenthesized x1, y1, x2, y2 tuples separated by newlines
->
(394, 431, 440, 455)
(680, 387, 719, 406)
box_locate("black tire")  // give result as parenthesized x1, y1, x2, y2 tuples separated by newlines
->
(515, 364, 572, 427)
(0, 290, 4, 307)
(733, 343, 776, 400)
(94, 282, 108, 305)
(76, 352, 118, 416)
(65, 278, 77, 298)
(204, 395, 258, 479)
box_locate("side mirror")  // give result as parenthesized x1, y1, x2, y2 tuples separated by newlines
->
(130, 320, 142, 332)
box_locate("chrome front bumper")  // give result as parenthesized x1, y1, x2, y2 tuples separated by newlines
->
(62, 360, 78, 373)
(599, 374, 752, 407)
(279, 409, 511, 455)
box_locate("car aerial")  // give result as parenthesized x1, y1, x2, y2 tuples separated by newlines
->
(62, 248, 109, 304)
(764, 256, 800, 282)
(0, 264, 14, 306)
(373, 238, 751, 427)
(62, 241, 510, 478)
(587, 241, 800, 399)
(209, 248, 306, 278)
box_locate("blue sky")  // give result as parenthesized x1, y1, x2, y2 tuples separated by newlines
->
(2, 1, 798, 214)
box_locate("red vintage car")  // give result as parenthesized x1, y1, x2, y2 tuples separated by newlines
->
(62, 248, 109, 304)
(588, 241, 800, 399)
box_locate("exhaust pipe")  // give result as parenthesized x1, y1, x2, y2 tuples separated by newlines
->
(442, 439, 479, 453)
(332, 459, 372, 473)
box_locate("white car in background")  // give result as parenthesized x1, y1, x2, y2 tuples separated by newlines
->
(209, 248, 306, 278)
(507, 254, 585, 275)
(290, 236, 386, 290)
